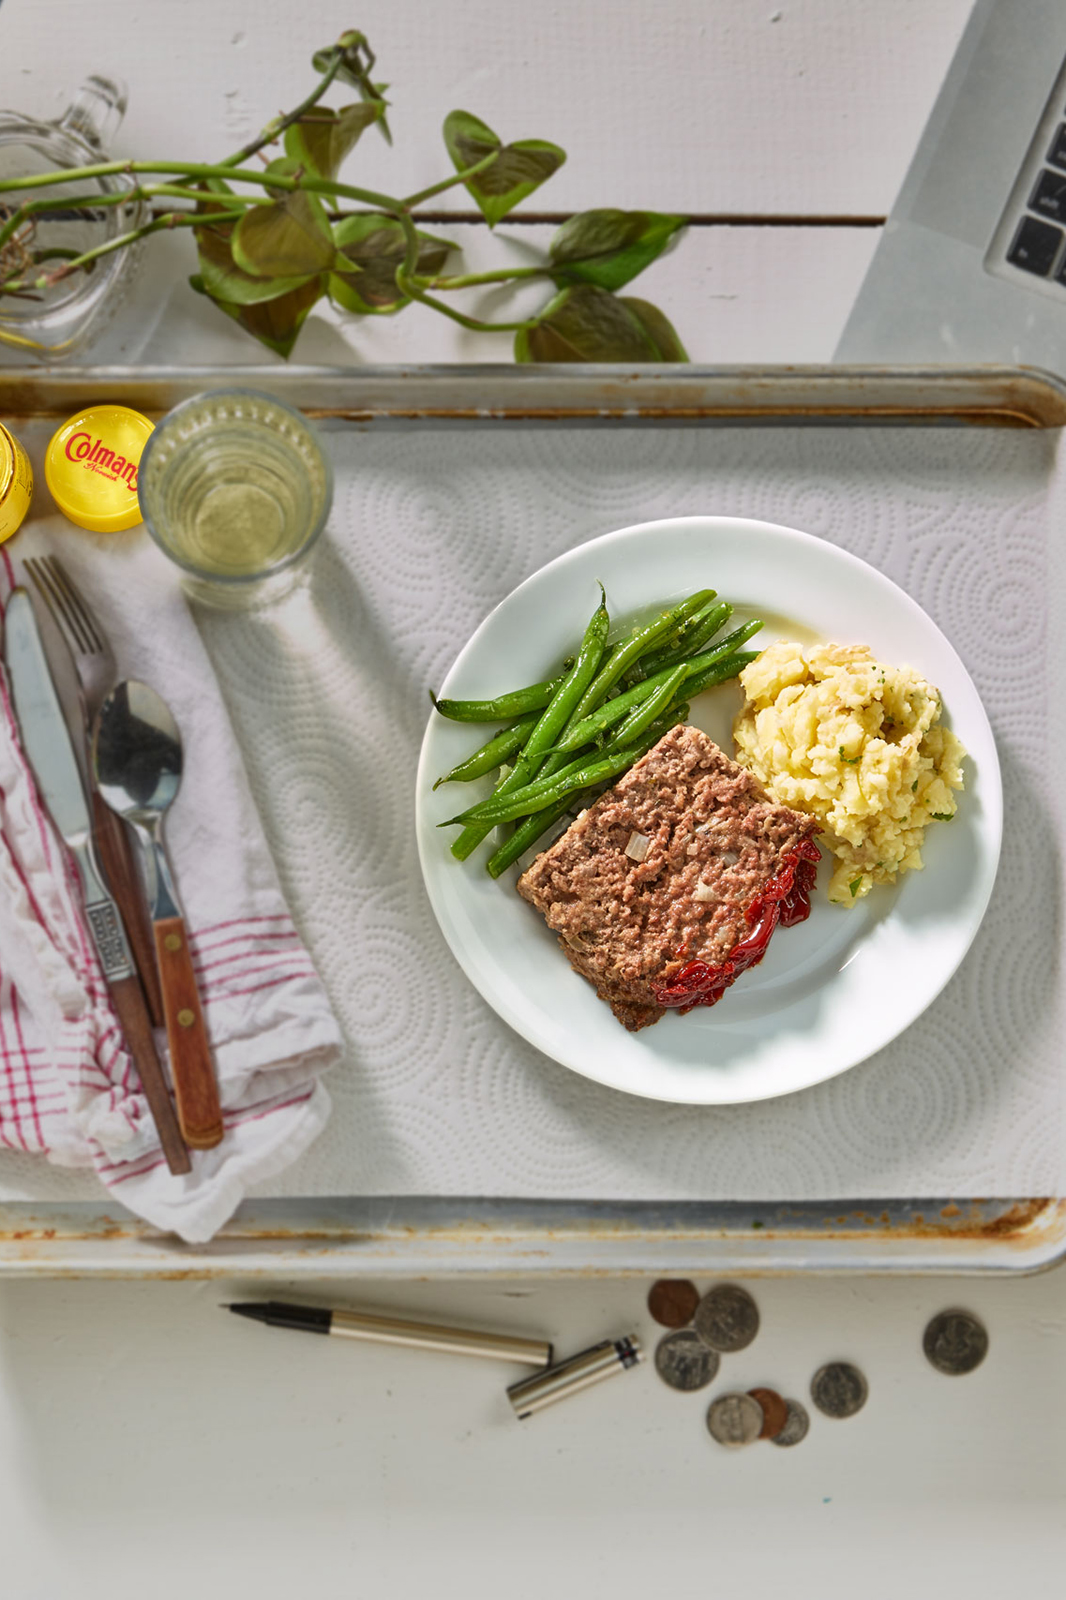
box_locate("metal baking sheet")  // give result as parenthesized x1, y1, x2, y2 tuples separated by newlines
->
(0, 362, 1062, 1278)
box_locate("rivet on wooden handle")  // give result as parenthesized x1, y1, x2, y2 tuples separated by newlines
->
(153, 914, 223, 1150)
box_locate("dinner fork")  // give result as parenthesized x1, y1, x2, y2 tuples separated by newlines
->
(23, 554, 189, 1175)
(24, 556, 164, 1027)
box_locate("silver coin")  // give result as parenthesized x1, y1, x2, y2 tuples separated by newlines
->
(654, 1329, 721, 1392)
(770, 1398, 810, 1448)
(923, 1309, 989, 1376)
(810, 1362, 868, 1419)
(706, 1391, 764, 1447)
(693, 1284, 760, 1353)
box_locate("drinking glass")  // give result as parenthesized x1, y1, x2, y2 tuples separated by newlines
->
(137, 389, 334, 608)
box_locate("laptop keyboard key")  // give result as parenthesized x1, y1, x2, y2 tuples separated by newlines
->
(1007, 215, 1063, 276)
(1048, 123, 1066, 172)
(1030, 168, 1066, 222)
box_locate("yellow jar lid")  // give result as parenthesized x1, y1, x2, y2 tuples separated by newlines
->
(45, 404, 154, 533)
(0, 422, 33, 546)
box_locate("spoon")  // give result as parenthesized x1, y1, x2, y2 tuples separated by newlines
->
(92, 680, 223, 1150)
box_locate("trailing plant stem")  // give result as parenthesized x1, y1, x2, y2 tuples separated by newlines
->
(0, 208, 248, 293)
(0, 158, 545, 332)
(220, 55, 342, 168)
(417, 265, 549, 290)
(400, 152, 499, 208)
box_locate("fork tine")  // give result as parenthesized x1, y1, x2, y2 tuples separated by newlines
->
(44, 555, 107, 655)
(30, 555, 105, 656)
(25, 556, 92, 656)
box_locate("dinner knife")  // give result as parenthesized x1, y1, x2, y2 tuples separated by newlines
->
(3, 589, 190, 1176)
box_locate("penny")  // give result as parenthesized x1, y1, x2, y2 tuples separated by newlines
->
(810, 1361, 868, 1419)
(647, 1278, 701, 1329)
(747, 1386, 789, 1439)
(654, 1329, 720, 1391)
(923, 1309, 989, 1376)
(693, 1284, 760, 1353)
(770, 1398, 810, 1448)
(706, 1391, 765, 1447)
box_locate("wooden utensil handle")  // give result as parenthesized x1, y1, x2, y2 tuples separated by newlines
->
(91, 790, 165, 1028)
(107, 972, 191, 1176)
(153, 915, 223, 1150)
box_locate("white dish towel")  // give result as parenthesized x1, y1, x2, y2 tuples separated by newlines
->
(0, 525, 341, 1243)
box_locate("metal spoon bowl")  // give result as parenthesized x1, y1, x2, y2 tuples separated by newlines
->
(92, 679, 223, 1149)
(93, 679, 183, 824)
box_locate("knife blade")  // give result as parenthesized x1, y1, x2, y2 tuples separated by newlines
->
(4, 589, 190, 1175)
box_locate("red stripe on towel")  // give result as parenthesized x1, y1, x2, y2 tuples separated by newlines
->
(99, 1087, 316, 1184)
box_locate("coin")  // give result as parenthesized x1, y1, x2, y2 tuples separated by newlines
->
(770, 1399, 810, 1448)
(923, 1309, 989, 1376)
(693, 1284, 760, 1353)
(810, 1361, 868, 1419)
(747, 1386, 789, 1439)
(706, 1391, 765, 1447)
(654, 1329, 720, 1391)
(647, 1278, 701, 1329)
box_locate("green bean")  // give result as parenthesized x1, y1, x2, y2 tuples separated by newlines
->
(533, 588, 713, 786)
(537, 671, 673, 757)
(541, 624, 760, 759)
(683, 647, 758, 699)
(691, 617, 763, 665)
(431, 676, 565, 723)
(448, 703, 689, 829)
(432, 713, 539, 789)
(572, 588, 714, 718)
(486, 796, 575, 880)
(449, 587, 610, 860)
(634, 599, 732, 680)
(605, 665, 688, 750)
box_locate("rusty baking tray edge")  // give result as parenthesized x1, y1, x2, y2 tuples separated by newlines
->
(0, 1197, 1060, 1279)
(2, 362, 1066, 427)
(0, 362, 1061, 1277)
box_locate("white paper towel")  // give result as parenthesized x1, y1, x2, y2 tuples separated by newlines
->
(2, 420, 1062, 1204)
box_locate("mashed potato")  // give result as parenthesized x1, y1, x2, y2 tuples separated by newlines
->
(733, 641, 966, 905)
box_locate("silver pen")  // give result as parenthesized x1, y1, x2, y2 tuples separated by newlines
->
(227, 1300, 553, 1367)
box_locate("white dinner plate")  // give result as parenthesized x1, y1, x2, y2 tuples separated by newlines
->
(415, 517, 1002, 1105)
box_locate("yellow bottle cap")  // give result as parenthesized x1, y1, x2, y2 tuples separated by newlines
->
(0, 422, 33, 546)
(45, 404, 154, 533)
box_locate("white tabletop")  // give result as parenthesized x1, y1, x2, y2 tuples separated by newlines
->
(2, 2, 1065, 1596)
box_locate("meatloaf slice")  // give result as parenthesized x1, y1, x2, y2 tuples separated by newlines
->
(516, 724, 821, 1031)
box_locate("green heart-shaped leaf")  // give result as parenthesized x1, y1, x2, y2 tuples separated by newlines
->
(311, 33, 391, 144)
(443, 110, 565, 227)
(232, 189, 338, 278)
(618, 296, 688, 361)
(329, 215, 453, 314)
(514, 284, 661, 362)
(284, 103, 382, 180)
(549, 209, 686, 291)
(195, 274, 325, 359)
(193, 221, 317, 306)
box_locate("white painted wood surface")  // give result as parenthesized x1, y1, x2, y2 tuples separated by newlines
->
(0, 0, 952, 367)
(1, 4, 1065, 1596)
(73, 221, 881, 366)
(0, 0, 972, 215)
(1, 1271, 1064, 1600)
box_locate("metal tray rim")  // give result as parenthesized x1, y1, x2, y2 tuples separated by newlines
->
(0, 360, 1061, 1277)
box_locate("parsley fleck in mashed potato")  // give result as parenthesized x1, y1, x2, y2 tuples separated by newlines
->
(733, 641, 966, 905)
